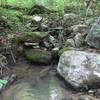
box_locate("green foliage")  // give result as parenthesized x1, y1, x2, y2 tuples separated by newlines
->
(0, 0, 83, 12)
(7, 0, 35, 8)
(0, 7, 23, 21)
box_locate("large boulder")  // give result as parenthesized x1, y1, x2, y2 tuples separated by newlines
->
(57, 50, 100, 90)
(25, 49, 52, 64)
(86, 18, 100, 49)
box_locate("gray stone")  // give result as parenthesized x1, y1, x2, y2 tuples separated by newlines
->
(74, 33, 84, 48)
(66, 33, 84, 48)
(63, 13, 78, 27)
(57, 50, 100, 90)
(64, 13, 77, 21)
(86, 17, 100, 49)
(66, 39, 76, 47)
(71, 24, 87, 33)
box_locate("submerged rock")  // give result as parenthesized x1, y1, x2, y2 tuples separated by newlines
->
(86, 17, 100, 49)
(25, 49, 52, 64)
(4, 74, 66, 100)
(11, 82, 34, 100)
(57, 50, 100, 90)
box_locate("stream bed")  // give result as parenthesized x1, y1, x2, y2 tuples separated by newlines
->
(0, 62, 79, 100)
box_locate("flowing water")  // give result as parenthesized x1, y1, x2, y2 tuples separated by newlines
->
(0, 62, 75, 100)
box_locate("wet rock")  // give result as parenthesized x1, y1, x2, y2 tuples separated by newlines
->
(16, 32, 49, 43)
(57, 50, 100, 90)
(25, 49, 52, 64)
(86, 17, 100, 49)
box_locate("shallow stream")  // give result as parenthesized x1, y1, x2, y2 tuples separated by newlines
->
(0, 62, 75, 100)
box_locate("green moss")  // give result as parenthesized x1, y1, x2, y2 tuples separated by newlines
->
(25, 49, 52, 64)
(16, 32, 49, 43)
(0, 7, 24, 31)
(0, 7, 23, 21)
(58, 47, 73, 56)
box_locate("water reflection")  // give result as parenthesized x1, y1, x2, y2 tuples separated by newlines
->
(31, 74, 65, 100)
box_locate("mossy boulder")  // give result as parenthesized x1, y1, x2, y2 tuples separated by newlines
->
(58, 47, 74, 56)
(25, 49, 52, 64)
(16, 32, 49, 43)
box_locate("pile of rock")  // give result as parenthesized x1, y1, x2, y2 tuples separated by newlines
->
(57, 17, 100, 91)
(16, 31, 53, 64)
